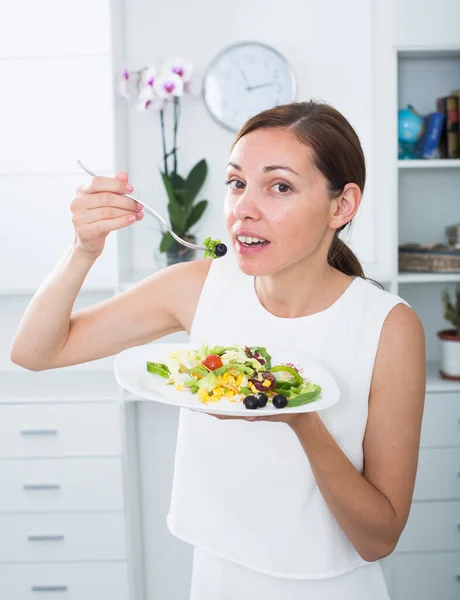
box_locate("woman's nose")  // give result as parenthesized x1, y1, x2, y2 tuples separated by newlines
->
(232, 189, 261, 221)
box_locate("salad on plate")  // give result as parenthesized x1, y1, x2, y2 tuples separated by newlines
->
(146, 344, 322, 410)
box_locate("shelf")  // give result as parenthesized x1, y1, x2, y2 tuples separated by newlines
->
(398, 273, 460, 284)
(426, 362, 460, 392)
(398, 159, 460, 169)
(397, 47, 460, 60)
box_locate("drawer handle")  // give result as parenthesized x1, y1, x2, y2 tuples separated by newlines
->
(20, 429, 58, 436)
(28, 535, 65, 542)
(23, 484, 61, 491)
(31, 586, 68, 593)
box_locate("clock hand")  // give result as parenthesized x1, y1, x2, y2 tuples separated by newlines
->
(247, 82, 282, 92)
(239, 68, 251, 91)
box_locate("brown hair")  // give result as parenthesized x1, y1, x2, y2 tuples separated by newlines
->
(233, 100, 365, 278)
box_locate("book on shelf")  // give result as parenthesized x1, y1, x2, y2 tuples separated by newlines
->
(436, 96, 448, 158)
(417, 112, 445, 158)
(436, 92, 459, 159)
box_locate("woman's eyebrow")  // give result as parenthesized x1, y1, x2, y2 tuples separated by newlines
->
(263, 165, 300, 176)
(226, 162, 300, 176)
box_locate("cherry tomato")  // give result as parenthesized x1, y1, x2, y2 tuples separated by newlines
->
(202, 354, 223, 371)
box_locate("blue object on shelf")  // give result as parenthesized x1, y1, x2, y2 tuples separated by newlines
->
(417, 112, 445, 158)
(398, 105, 424, 159)
(398, 105, 424, 143)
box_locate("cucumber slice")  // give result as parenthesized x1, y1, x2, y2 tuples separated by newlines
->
(146, 362, 170, 378)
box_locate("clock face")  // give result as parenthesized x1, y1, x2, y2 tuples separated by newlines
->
(203, 42, 296, 132)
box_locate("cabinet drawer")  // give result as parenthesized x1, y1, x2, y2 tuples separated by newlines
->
(397, 501, 460, 552)
(0, 403, 121, 458)
(0, 562, 129, 600)
(390, 552, 460, 600)
(0, 513, 127, 562)
(421, 393, 460, 447)
(413, 448, 460, 500)
(0, 458, 124, 512)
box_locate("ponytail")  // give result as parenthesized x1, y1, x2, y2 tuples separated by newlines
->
(327, 233, 364, 278)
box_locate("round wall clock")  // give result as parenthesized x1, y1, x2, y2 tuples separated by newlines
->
(203, 41, 296, 132)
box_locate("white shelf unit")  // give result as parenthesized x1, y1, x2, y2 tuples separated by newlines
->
(381, 47, 460, 600)
(398, 159, 460, 168)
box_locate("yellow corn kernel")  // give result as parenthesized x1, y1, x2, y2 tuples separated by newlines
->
(262, 379, 271, 387)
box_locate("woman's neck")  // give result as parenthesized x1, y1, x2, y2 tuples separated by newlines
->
(254, 260, 352, 319)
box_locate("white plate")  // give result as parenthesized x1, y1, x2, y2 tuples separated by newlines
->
(114, 343, 340, 416)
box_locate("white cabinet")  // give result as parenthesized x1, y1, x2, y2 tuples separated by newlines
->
(0, 458, 124, 512)
(0, 563, 130, 600)
(383, 388, 460, 599)
(0, 372, 132, 600)
(0, 514, 127, 562)
(376, 38, 460, 599)
(389, 553, 460, 600)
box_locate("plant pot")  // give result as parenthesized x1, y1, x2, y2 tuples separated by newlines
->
(437, 329, 460, 380)
(165, 234, 197, 266)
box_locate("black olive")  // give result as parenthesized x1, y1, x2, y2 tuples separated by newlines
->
(215, 243, 227, 257)
(272, 394, 288, 409)
(254, 392, 268, 407)
(243, 395, 259, 410)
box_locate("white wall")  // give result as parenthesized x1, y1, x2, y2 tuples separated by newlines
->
(123, 0, 378, 274)
(0, 0, 121, 371)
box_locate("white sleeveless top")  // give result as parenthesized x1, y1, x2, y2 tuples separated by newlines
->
(167, 251, 409, 579)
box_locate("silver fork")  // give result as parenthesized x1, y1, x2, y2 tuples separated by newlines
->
(77, 160, 206, 252)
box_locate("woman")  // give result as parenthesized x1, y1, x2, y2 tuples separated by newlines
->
(11, 101, 426, 599)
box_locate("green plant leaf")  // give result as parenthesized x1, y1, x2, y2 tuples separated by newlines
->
(186, 200, 208, 230)
(168, 200, 187, 233)
(160, 231, 175, 253)
(170, 173, 188, 206)
(160, 171, 177, 205)
(184, 159, 207, 205)
(171, 172, 186, 188)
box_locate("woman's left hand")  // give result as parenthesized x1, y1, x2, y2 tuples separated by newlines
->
(208, 411, 304, 427)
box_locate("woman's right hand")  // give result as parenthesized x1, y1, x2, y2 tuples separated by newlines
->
(71, 171, 144, 259)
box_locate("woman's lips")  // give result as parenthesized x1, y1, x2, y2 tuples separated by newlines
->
(235, 239, 271, 256)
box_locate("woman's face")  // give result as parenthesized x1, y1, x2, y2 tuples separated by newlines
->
(224, 127, 337, 276)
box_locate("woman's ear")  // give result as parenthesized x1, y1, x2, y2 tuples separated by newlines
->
(328, 183, 361, 230)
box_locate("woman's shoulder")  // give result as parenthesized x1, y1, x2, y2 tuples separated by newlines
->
(171, 257, 214, 327)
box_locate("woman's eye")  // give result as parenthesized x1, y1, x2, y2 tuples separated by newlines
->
(272, 183, 292, 193)
(225, 179, 245, 190)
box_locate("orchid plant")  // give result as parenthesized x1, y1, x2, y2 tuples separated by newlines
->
(120, 59, 208, 253)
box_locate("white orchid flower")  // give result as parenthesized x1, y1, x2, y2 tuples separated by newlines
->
(162, 58, 193, 83)
(136, 84, 154, 111)
(119, 68, 130, 99)
(153, 71, 184, 99)
(136, 84, 166, 112)
(140, 65, 157, 87)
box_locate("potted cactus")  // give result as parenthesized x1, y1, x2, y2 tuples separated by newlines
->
(438, 285, 460, 380)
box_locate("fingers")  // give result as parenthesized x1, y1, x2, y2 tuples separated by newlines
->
(76, 206, 144, 225)
(114, 171, 129, 182)
(81, 213, 142, 239)
(82, 191, 141, 212)
(80, 175, 133, 196)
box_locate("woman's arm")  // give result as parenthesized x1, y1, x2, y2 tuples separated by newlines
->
(289, 304, 426, 562)
(11, 170, 211, 371)
(10, 249, 208, 371)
